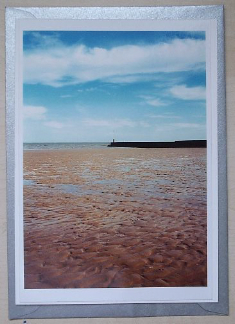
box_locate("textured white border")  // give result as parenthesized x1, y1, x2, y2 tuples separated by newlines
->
(15, 17, 218, 305)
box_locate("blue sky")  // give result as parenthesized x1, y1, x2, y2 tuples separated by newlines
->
(23, 31, 206, 143)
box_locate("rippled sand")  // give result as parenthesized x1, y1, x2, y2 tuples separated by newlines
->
(24, 148, 207, 288)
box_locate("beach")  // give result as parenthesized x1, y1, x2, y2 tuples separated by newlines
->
(24, 147, 207, 289)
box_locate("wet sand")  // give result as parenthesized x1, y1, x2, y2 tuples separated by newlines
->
(24, 147, 207, 288)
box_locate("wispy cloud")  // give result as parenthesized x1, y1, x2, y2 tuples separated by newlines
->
(148, 114, 180, 119)
(24, 38, 205, 87)
(44, 121, 66, 129)
(83, 118, 135, 128)
(83, 118, 149, 129)
(24, 31, 62, 49)
(170, 122, 204, 128)
(24, 105, 68, 129)
(78, 87, 97, 92)
(139, 95, 168, 107)
(146, 99, 167, 107)
(24, 105, 47, 120)
(60, 94, 73, 98)
(170, 85, 206, 100)
(106, 74, 163, 84)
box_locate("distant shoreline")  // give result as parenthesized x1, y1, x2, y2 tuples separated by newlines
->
(108, 140, 207, 148)
(23, 142, 109, 151)
(23, 140, 207, 150)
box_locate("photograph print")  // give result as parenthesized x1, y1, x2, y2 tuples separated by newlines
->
(23, 29, 207, 290)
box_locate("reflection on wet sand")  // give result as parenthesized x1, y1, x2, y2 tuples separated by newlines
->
(24, 148, 207, 288)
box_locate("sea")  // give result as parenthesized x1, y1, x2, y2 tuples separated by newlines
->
(23, 142, 110, 150)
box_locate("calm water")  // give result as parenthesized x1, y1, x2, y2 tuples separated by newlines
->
(23, 142, 109, 150)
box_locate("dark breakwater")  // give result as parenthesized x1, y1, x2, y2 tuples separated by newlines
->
(108, 140, 206, 148)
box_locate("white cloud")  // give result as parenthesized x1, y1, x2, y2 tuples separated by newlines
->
(77, 87, 107, 93)
(24, 105, 69, 130)
(83, 118, 135, 128)
(106, 74, 161, 84)
(139, 95, 167, 107)
(170, 85, 206, 100)
(83, 118, 149, 129)
(148, 114, 180, 119)
(146, 99, 167, 107)
(60, 94, 73, 98)
(24, 39, 206, 87)
(24, 105, 47, 120)
(44, 121, 66, 129)
(171, 122, 203, 128)
(26, 32, 62, 48)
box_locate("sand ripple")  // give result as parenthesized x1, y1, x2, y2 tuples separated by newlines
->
(24, 148, 207, 288)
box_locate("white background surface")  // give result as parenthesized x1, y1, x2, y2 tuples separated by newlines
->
(1, 0, 234, 323)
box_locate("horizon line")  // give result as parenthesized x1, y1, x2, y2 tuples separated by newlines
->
(24, 139, 207, 144)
